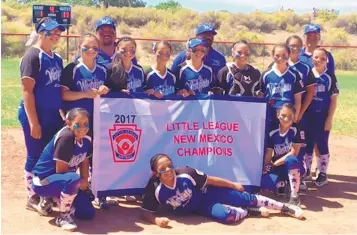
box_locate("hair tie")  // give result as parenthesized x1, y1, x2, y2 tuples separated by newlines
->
(152, 42, 157, 51)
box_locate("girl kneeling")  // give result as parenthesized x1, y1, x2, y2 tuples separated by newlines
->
(31, 108, 94, 231)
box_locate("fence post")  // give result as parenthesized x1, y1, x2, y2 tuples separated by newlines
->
(66, 25, 70, 63)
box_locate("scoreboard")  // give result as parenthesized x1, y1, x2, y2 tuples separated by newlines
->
(32, 5, 71, 25)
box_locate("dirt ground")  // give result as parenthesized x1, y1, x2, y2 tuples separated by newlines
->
(1, 128, 357, 234)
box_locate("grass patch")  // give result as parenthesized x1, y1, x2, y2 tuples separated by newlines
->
(1, 58, 356, 136)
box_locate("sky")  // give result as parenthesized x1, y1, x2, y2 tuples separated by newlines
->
(146, 0, 357, 14)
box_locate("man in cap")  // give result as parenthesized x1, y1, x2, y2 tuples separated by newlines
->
(299, 23, 335, 74)
(95, 16, 137, 69)
(171, 23, 226, 84)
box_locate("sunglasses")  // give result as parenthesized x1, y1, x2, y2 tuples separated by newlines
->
(82, 46, 100, 52)
(119, 49, 136, 55)
(235, 52, 250, 58)
(73, 123, 90, 130)
(158, 165, 175, 175)
(278, 115, 293, 122)
(274, 55, 289, 61)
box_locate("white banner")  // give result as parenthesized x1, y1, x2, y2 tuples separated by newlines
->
(92, 94, 267, 197)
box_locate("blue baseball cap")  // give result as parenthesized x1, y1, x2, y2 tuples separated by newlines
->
(36, 18, 65, 33)
(95, 16, 116, 31)
(188, 38, 209, 49)
(195, 23, 217, 35)
(304, 24, 321, 34)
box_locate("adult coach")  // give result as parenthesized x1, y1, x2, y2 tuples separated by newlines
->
(18, 17, 66, 211)
(95, 16, 137, 69)
(171, 23, 226, 84)
(299, 24, 335, 74)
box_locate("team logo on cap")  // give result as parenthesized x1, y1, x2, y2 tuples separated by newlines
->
(109, 124, 142, 163)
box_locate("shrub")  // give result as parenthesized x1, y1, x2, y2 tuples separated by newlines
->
(118, 22, 131, 35)
(326, 27, 349, 45)
(333, 49, 357, 70)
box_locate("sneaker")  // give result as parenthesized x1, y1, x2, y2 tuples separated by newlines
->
(281, 204, 304, 219)
(26, 195, 40, 212)
(247, 207, 270, 217)
(299, 179, 308, 192)
(55, 212, 77, 231)
(288, 194, 301, 206)
(94, 197, 110, 210)
(125, 196, 137, 202)
(314, 173, 328, 187)
(304, 169, 312, 181)
(37, 197, 53, 216)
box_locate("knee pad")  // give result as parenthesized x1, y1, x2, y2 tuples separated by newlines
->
(73, 190, 95, 220)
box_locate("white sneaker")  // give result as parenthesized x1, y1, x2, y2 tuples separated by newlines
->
(125, 196, 137, 202)
(281, 204, 304, 220)
(55, 212, 77, 231)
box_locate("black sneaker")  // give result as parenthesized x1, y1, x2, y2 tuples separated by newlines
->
(37, 197, 53, 216)
(281, 204, 304, 219)
(288, 195, 301, 206)
(247, 207, 270, 217)
(314, 172, 328, 187)
(299, 178, 308, 192)
(25, 195, 40, 212)
(94, 197, 110, 210)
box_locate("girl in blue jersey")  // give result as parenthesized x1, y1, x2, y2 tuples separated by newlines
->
(31, 108, 94, 231)
(218, 40, 261, 96)
(60, 33, 110, 209)
(175, 38, 221, 97)
(18, 17, 66, 212)
(259, 44, 304, 123)
(141, 154, 304, 228)
(305, 48, 339, 187)
(144, 41, 176, 98)
(61, 33, 109, 119)
(113, 37, 145, 93)
(261, 103, 305, 206)
(286, 35, 316, 190)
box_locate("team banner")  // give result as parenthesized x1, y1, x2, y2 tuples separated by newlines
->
(92, 93, 267, 197)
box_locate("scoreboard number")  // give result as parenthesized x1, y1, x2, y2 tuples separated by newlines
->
(32, 5, 71, 25)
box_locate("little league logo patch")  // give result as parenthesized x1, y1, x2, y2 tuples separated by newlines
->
(109, 124, 142, 163)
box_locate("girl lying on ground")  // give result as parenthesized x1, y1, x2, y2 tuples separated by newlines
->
(141, 153, 304, 228)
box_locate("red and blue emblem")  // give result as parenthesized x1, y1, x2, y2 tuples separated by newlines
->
(109, 124, 142, 162)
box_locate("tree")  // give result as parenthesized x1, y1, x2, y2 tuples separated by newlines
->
(154, 0, 181, 11)
(99, 0, 146, 8)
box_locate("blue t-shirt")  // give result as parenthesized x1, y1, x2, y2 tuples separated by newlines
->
(32, 127, 92, 180)
(171, 47, 226, 85)
(260, 65, 305, 108)
(267, 122, 305, 162)
(60, 61, 107, 114)
(126, 63, 145, 92)
(299, 48, 335, 75)
(309, 68, 339, 112)
(141, 167, 207, 214)
(176, 62, 214, 94)
(145, 67, 176, 96)
(19, 47, 63, 112)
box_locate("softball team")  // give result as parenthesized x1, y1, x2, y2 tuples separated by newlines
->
(18, 17, 339, 231)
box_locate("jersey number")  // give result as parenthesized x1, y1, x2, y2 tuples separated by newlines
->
(114, 115, 136, 123)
